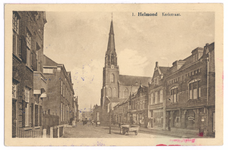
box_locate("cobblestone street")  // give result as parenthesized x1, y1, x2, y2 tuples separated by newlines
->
(62, 122, 177, 138)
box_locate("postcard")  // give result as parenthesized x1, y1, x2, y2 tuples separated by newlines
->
(5, 3, 223, 146)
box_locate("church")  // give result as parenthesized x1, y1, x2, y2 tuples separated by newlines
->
(99, 19, 151, 124)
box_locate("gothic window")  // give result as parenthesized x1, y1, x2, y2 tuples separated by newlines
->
(111, 54, 114, 64)
(107, 88, 112, 97)
(110, 73, 115, 83)
(112, 88, 116, 97)
(124, 88, 129, 98)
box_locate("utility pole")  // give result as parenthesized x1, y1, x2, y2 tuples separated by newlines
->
(109, 103, 112, 134)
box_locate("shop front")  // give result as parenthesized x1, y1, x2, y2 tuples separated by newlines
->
(153, 109, 163, 129)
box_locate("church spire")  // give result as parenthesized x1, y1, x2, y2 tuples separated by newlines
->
(107, 20, 115, 52)
(105, 16, 117, 67)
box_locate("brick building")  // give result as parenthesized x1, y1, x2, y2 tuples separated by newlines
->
(148, 62, 169, 129)
(113, 98, 129, 125)
(42, 55, 75, 125)
(129, 85, 149, 128)
(12, 11, 47, 137)
(165, 43, 215, 136)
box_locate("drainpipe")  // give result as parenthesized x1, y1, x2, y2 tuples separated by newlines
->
(206, 52, 210, 135)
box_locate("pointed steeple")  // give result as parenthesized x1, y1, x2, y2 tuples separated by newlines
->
(107, 20, 115, 52)
(105, 17, 117, 67)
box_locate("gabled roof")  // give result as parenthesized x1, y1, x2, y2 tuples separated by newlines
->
(43, 55, 58, 66)
(119, 74, 151, 86)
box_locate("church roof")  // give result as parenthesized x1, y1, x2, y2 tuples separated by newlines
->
(119, 74, 151, 86)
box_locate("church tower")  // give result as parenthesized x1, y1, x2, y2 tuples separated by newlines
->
(101, 19, 119, 107)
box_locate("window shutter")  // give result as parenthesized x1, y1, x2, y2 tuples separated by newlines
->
(13, 34, 16, 54)
(30, 51, 33, 68)
(20, 35, 27, 63)
(17, 35, 22, 58)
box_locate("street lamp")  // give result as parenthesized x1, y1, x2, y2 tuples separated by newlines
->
(109, 103, 112, 134)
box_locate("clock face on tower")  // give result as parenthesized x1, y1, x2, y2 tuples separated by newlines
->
(111, 65, 114, 69)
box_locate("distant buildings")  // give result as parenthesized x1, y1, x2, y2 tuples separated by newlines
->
(42, 55, 76, 125)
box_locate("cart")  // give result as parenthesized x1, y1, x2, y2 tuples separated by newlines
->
(121, 125, 139, 135)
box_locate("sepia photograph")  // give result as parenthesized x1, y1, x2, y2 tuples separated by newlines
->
(5, 3, 223, 146)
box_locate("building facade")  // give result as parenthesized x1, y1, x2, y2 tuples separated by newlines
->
(42, 55, 75, 125)
(165, 43, 215, 136)
(148, 62, 169, 130)
(100, 20, 151, 125)
(113, 98, 129, 125)
(12, 11, 47, 137)
(129, 86, 149, 128)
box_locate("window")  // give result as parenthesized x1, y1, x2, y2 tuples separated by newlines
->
(160, 90, 163, 102)
(171, 87, 178, 103)
(25, 88, 30, 102)
(12, 84, 17, 99)
(150, 93, 154, 105)
(189, 80, 201, 100)
(60, 81, 63, 95)
(155, 92, 158, 104)
(13, 12, 19, 34)
(43, 68, 53, 74)
(13, 12, 21, 57)
(61, 103, 63, 121)
(26, 29, 32, 67)
(110, 73, 115, 83)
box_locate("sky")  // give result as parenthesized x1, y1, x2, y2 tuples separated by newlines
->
(43, 11, 214, 110)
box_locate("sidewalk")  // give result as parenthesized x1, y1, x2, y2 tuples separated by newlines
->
(110, 124, 213, 138)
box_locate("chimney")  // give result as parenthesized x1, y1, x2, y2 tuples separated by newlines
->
(156, 61, 158, 67)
